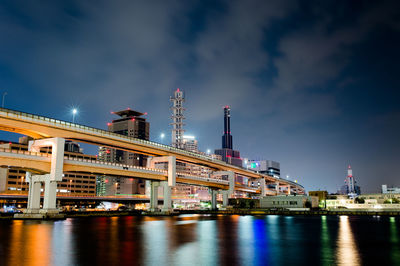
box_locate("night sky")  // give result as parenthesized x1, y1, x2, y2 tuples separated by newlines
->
(1, 1, 399, 193)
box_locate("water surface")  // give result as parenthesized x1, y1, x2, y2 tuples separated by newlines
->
(0, 215, 398, 265)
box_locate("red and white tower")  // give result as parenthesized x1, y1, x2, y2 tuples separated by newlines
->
(170, 88, 185, 149)
(346, 165, 356, 195)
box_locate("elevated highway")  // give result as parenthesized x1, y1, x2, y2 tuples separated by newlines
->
(0, 107, 303, 190)
(0, 107, 304, 218)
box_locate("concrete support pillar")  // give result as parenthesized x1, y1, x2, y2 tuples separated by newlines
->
(260, 178, 266, 196)
(24, 138, 65, 216)
(210, 189, 218, 210)
(167, 156, 176, 186)
(287, 186, 291, 195)
(30, 179, 42, 211)
(275, 182, 279, 194)
(43, 180, 58, 211)
(222, 191, 229, 208)
(150, 181, 159, 211)
(162, 181, 172, 212)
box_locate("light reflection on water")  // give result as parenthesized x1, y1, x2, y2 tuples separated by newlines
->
(336, 216, 361, 266)
(0, 215, 399, 266)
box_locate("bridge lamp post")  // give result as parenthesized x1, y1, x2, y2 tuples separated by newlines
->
(160, 133, 165, 143)
(206, 149, 211, 155)
(2, 92, 7, 108)
(72, 108, 78, 123)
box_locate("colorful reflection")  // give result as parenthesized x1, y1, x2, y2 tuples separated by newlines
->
(321, 216, 334, 265)
(2, 214, 400, 265)
(8, 221, 52, 266)
(336, 216, 361, 266)
(390, 217, 400, 264)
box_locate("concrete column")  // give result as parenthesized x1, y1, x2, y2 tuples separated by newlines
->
(150, 181, 159, 211)
(167, 156, 176, 186)
(287, 186, 291, 195)
(43, 180, 58, 211)
(30, 180, 42, 211)
(26, 172, 33, 209)
(260, 178, 266, 196)
(211, 189, 218, 210)
(275, 182, 279, 194)
(222, 190, 229, 208)
(162, 181, 172, 212)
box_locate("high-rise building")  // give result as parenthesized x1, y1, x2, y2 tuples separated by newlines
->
(170, 88, 185, 149)
(339, 165, 361, 197)
(246, 160, 281, 178)
(214, 106, 242, 167)
(98, 108, 150, 195)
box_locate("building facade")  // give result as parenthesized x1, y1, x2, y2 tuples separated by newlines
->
(0, 139, 97, 196)
(246, 160, 281, 178)
(97, 109, 150, 196)
(260, 195, 319, 209)
(382, 184, 400, 194)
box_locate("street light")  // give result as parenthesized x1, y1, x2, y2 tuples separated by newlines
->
(160, 133, 165, 143)
(2, 92, 7, 108)
(72, 108, 78, 123)
(206, 149, 211, 154)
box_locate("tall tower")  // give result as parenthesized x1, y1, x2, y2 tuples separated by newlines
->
(346, 165, 355, 194)
(222, 106, 233, 149)
(215, 105, 242, 167)
(170, 88, 185, 149)
(341, 165, 360, 197)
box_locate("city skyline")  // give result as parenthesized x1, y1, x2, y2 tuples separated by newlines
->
(0, 1, 400, 193)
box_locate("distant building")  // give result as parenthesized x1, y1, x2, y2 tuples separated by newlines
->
(246, 160, 280, 178)
(338, 165, 360, 197)
(309, 191, 328, 208)
(382, 184, 400, 194)
(260, 195, 319, 209)
(214, 106, 242, 167)
(98, 108, 150, 195)
(182, 135, 198, 153)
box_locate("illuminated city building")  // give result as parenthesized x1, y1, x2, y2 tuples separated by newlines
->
(214, 106, 242, 167)
(339, 165, 361, 197)
(0, 138, 97, 196)
(246, 160, 281, 178)
(98, 108, 150, 195)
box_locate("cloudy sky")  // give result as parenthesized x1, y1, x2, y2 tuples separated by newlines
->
(1, 0, 399, 193)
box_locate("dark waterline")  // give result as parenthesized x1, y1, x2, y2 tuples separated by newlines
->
(0, 215, 399, 266)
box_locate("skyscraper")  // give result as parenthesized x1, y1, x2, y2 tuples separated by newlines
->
(214, 106, 242, 167)
(98, 108, 149, 195)
(170, 88, 185, 149)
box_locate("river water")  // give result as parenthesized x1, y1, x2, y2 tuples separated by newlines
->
(0, 215, 399, 266)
